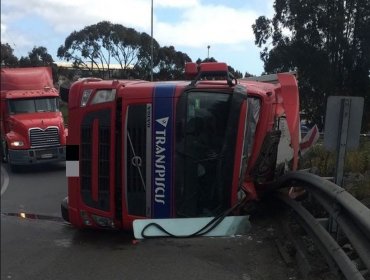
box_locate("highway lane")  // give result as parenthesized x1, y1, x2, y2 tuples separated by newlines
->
(1, 162, 67, 217)
(1, 162, 298, 280)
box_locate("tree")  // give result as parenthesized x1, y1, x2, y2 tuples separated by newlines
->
(18, 46, 57, 81)
(195, 57, 243, 79)
(1, 43, 19, 67)
(227, 66, 243, 79)
(253, 0, 370, 130)
(132, 32, 160, 80)
(58, 21, 115, 78)
(57, 21, 162, 79)
(197, 57, 217, 63)
(156, 46, 191, 80)
(244, 71, 254, 78)
(19, 46, 54, 67)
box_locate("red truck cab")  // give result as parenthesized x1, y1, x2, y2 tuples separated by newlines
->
(1, 67, 67, 171)
(62, 62, 299, 230)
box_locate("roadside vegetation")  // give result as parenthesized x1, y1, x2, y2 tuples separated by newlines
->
(300, 138, 370, 205)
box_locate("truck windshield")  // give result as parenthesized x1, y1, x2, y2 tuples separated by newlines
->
(8, 98, 58, 114)
(175, 91, 238, 217)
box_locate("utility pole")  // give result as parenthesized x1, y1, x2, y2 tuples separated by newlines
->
(207, 45, 210, 59)
(150, 0, 154, 81)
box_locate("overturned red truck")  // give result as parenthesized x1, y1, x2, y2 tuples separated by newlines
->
(61, 62, 300, 231)
(1, 67, 67, 171)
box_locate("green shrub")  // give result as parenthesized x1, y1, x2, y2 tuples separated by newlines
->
(299, 138, 370, 201)
(301, 139, 370, 176)
(300, 145, 335, 176)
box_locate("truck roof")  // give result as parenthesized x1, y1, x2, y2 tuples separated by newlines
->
(64, 63, 294, 106)
(1, 67, 54, 90)
(1, 89, 59, 99)
(1, 67, 59, 99)
(76, 78, 277, 99)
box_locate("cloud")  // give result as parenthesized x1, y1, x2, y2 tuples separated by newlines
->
(155, 0, 199, 8)
(2, 0, 259, 46)
(1, 23, 7, 34)
(2, 0, 152, 33)
(155, 4, 258, 48)
(1, 0, 269, 73)
(1, 18, 32, 53)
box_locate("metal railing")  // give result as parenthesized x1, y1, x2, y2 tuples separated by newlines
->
(264, 171, 370, 280)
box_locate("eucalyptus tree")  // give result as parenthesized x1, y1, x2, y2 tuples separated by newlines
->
(57, 21, 162, 79)
(19, 46, 54, 67)
(58, 21, 116, 78)
(156, 46, 191, 80)
(1, 42, 19, 67)
(253, 0, 370, 129)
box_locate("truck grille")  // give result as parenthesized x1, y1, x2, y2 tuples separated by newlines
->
(80, 110, 111, 212)
(29, 127, 60, 148)
(126, 105, 148, 216)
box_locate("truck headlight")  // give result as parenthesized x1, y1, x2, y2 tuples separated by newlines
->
(91, 214, 115, 228)
(80, 210, 92, 226)
(11, 141, 24, 147)
(90, 89, 116, 105)
(80, 89, 93, 107)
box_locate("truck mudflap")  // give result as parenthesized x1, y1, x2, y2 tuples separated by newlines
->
(8, 146, 66, 165)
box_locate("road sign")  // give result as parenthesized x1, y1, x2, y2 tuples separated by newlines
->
(324, 96, 364, 152)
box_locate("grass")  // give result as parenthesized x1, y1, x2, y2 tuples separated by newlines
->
(300, 138, 370, 174)
(300, 138, 370, 204)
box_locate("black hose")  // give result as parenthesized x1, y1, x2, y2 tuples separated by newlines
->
(141, 196, 247, 239)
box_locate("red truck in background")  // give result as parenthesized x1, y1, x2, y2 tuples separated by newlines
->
(61, 62, 300, 231)
(1, 67, 67, 171)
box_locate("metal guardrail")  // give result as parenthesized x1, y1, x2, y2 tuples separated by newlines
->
(264, 171, 370, 280)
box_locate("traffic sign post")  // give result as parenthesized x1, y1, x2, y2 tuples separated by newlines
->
(324, 96, 364, 186)
(324, 96, 364, 237)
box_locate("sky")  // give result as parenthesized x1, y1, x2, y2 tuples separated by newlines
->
(1, 0, 274, 76)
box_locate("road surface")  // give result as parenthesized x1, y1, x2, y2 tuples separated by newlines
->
(1, 162, 299, 280)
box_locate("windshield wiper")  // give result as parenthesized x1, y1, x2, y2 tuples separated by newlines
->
(177, 149, 223, 163)
(197, 151, 224, 162)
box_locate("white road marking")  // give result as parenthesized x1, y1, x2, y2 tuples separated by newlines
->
(1, 165, 10, 196)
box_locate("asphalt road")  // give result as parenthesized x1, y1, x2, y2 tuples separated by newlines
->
(1, 162, 298, 280)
